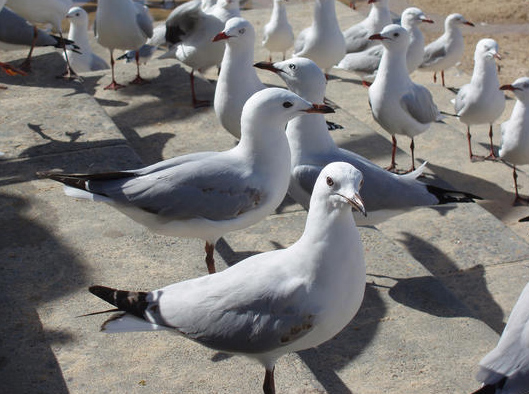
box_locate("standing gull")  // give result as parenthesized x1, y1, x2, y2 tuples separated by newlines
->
(5, 0, 77, 76)
(293, 0, 345, 76)
(368, 24, 441, 173)
(164, 0, 240, 107)
(419, 13, 474, 87)
(472, 281, 529, 393)
(95, 0, 153, 90)
(38, 88, 334, 274)
(262, 0, 294, 62)
(336, 7, 433, 80)
(64, 7, 109, 73)
(256, 57, 479, 225)
(213, 17, 265, 139)
(454, 38, 505, 161)
(342, 0, 391, 54)
(88, 161, 367, 394)
(498, 77, 529, 204)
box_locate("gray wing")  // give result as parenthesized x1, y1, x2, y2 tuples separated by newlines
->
(400, 83, 439, 124)
(165, 0, 202, 44)
(454, 83, 470, 115)
(153, 256, 317, 354)
(337, 45, 382, 74)
(88, 156, 264, 221)
(343, 25, 370, 53)
(135, 3, 153, 38)
(292, 164, 321, 196)
(293, 27, 308, 54)
(420, 41, 446, 68)
(0, 7, 56, 47)
(477, 283, 529, 387)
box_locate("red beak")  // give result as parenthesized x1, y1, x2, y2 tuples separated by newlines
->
(253, 61, 282, 73)
(421, 17, 434, 24)
(212, 32, 230, 42)
(369, 33, 386, 41)
(464, 21, 475, 27)
(304, 104, 335, 114)
(367, 0, 376, 3)
(500, 84, 521, 91)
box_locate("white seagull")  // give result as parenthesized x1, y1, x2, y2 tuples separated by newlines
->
(95, 0, 153, 90)
(88, 161, 367, 394)
(213, 17, 265, 139)
(64, 7, 109, 73)
(293, 0, 345, 76)
(419, 13, 474, 87)
(38, 88, 334, 275)
(472, 281, 529, 393)
(256, 57, 479, 225)
(342, 0, 391, 54)
(262, 0, 294, 62)
(336, 7, 433, 80)
(164, 0, 240, 107)
(5, 0, 77, 76)
(368, 24, 441, 173)
(498, 77, 529, 204)
(454, 38, 505, 161)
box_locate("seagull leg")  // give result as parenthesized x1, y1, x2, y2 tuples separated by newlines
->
(484, 124, 499, 160)
(19, 26, 38, 72)
(407, 138, 416, 173)
(385, 135, 397, 172)
(58, 31, 81, 81)
(441, 70, 445, 87)
(205, 242, 216, 274)
(512, 166, 529, 205)
(104, 50, 125, 90)
(263, 368, 276, 394)
(467, 126, 483, 162)
(190, 70, 210, 108)
(129, 50, 149, 85)
(433, 72, 437, 84)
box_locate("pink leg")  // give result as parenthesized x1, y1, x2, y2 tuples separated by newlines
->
(485, 124, 499, 160)
(190, 69, 210, 108)
(205, 242, 216, 274)
(441, 70, 445, 87)
(129, 50, 149, 85)
(386, 135, 398, 172)
(104, 50, 125, 90)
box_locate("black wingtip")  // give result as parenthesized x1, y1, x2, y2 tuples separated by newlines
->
(470, 384, 497, 394)
(519, 215, 529, 223)
(37, 171, 89, 190)
(426, 185, 482, 204)
(89, 285, 149, 319)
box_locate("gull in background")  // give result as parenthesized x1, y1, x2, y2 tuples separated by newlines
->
(88, 161, 367, 394)
(95, 0, 153, 90)
(498, 77, 529, 204)
(38, 88, 334, 275)
(293, 0, 345, 76)
(213, 17, 265, 139)
(454, 38, 505, 161)
(419, 13, 474, 87)
(262, 0, 294, 62)
(256, 57, 479, 225)
(368, 24, 441, 173)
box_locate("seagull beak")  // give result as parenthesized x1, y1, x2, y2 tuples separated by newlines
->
(212, 32, 231, 42)
(369, 33, 387, 41)
(340, 193, 367, 217)
(303, 104, 335, 114)
(367, 0, 376, 3)
(500, 84, 521, 91)
(464, 21, 475, 27)
(493, 52, 502, 60)
(420, 16, 434, 24)
(253, 61, 282, 73)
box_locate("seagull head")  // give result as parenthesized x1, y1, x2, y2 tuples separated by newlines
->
(213, 17, 254, 44)
(369, 24, 409, 51)
(314, 162, 366, 216)
(446, 13, 474, 29)
(500, 77, 529, 102)
(254, 58, 327, 103)
(475, 38, 501, 62)
(401, 7, 433, 28)
(66, 6, 88, 26)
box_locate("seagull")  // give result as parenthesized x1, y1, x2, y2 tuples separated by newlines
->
(88, 161, 367, 394)
(419, 13, 474, 87)
(368, 24, 441, 173)
(336, 7, 433, 80)
(213, 17, 265, 139)
(498, 77, 529, 204)
(454, 38, 505, 161)
(116, 24, 167, 65)
(64, 7, 109, 73)
(38, 88, 334, 275)
(262, 0, 294, 62)
(0, 7, 78, 67)
(164, 0, 240, 107)
(95, 0, 154, 90)
(342, 0, 391, 54)
(472, 281, 529, 393)
(256, 57, 479, 225)
(293, 0, 345, 76)
(4, 0, 77, 77)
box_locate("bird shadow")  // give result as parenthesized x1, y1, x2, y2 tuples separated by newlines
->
(214, 237, 262, 267)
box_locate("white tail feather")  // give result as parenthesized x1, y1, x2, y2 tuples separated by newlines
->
(102, 313, 169, 333)
(63, 186, 112, 203)
(400, 161, 428, 181)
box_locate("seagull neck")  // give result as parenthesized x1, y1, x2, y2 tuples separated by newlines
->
(313, 0, 338, 29)
(470, 58, 499, 87)
(287, 114, 336, 158)
(68, 24, 90, 50)
(378, 48, 409, 81)
(272, 1, 287, 22)
(222, 41, 256, 71)
(368, 4, 391, 27)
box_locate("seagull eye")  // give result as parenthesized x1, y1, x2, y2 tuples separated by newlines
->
(239, 28, 245, 34)
(289, 64, 296, 70)
(394, 33, 399, 37)
(326, 177, 334, 187)
(76, 13, 80, 16)
(283, 101, 293, 108)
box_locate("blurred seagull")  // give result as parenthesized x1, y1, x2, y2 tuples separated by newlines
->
(262, 0, 294, 62)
